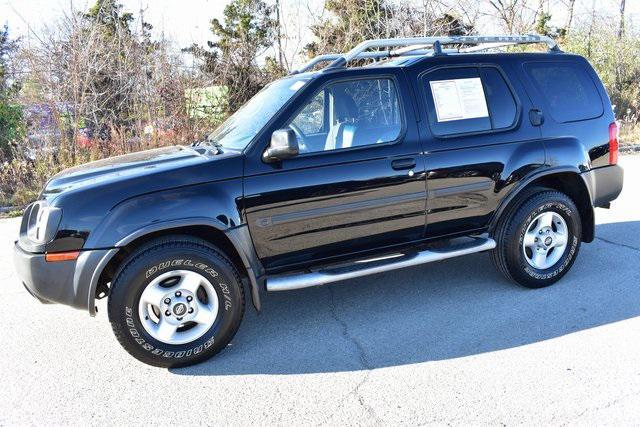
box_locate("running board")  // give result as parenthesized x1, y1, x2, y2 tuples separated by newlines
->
(266, 237, 496, 292)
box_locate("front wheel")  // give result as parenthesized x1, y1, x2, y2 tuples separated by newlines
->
(491, 189, 582, 288)
(108, 236, 245, 368)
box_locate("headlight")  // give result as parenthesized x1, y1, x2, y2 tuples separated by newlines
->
(25, 201, 62, 244)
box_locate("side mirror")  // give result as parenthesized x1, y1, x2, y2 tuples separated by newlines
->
(263, 129, 299, 163)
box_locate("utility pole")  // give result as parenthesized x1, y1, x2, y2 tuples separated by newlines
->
(275, 0, 284, 69)
(618, 0, 626, 40)
(616, 0, 626, 93)
(587, 0, 596, 58)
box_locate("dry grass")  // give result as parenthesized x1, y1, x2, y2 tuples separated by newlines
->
(620, 122, 640, 145)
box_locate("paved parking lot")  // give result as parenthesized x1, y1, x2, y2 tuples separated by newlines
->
(1, 155, 639, 425)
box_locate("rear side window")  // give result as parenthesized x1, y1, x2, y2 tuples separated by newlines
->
(524, 62, 603, 123)
(422, 66, 518, 137)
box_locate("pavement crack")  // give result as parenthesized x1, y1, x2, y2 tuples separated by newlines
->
(563, 389, 640, 424)
(595, 236, 640, 253)
(327, 285, 372, 370)
(327, 285, 381, 424)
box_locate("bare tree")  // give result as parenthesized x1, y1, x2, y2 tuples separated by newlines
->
(305, 0, 476, 61)
(21, 2, 202, 162)
(484, 0, 537, 34)
(564, 0, 576, 33)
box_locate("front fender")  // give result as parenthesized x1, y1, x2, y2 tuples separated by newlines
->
(85, 180, 243, 249)
(81, 179, 265, 314)
(84, 219, 264, 316)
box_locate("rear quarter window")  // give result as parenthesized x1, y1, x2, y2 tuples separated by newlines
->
(524, 61, 603, 123)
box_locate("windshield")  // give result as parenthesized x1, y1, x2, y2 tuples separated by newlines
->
(208, 77, 310, 150)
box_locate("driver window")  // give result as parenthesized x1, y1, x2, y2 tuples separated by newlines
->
(288, 78, 402, 154)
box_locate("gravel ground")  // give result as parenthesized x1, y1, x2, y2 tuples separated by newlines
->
(1, 156, 639, 426)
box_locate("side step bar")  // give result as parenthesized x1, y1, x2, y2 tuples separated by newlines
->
(266, 237, 496, 292)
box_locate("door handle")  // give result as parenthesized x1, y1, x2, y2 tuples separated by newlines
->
(391, 158, 416, 170)
(529, 108, 544, 126)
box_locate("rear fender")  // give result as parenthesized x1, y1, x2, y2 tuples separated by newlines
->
(489, 166, 595, 242)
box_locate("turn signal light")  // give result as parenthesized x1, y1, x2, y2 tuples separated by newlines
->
(45, 251, 80, 262)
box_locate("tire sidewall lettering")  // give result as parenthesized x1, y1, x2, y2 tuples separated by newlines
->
(125, 304, 217, 359)
(144, 259, 219, 279)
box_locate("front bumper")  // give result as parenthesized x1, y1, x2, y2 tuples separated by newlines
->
(13, 243, 115, 314)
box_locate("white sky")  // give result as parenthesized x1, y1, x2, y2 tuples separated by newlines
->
(1, 0, 638, 56)
(0, 0, 229, 47)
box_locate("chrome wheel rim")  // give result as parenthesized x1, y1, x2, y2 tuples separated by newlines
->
(138, 270, 219, 345)
(522, 211, 569, 270)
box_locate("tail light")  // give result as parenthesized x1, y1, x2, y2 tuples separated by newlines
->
(609, 121, 619, 165)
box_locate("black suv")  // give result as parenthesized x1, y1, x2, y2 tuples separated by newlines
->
(14, 36, 623, 367)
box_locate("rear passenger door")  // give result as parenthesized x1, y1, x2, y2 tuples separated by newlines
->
(414, 60, 545, 238)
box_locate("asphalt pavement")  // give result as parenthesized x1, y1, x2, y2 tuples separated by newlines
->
(1, 156, 639, 425)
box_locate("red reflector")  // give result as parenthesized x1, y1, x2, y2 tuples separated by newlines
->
(609, 121, 619, 165)
(45, 251, 80, 262)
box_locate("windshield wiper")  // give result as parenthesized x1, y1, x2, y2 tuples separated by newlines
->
(190, 139, 222, 155)
(192, 138, 222, 148)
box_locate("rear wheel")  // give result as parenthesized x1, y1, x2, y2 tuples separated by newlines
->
(108, 236, 245, 368)
(491, 189, 582, 288)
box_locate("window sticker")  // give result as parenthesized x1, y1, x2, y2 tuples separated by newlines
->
(429, 77, 489, 122)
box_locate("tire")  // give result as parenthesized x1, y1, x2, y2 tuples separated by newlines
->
(491, 188, 582, 288)
(108, 236, 245, 368)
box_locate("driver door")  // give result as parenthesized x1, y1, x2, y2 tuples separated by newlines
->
(243, 71, 427, 271)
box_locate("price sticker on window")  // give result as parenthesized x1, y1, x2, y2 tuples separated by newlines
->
(429, 77, 488, 122)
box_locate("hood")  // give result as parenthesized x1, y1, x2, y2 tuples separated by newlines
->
(32, 145, 244, 254)
(45, 146, 200, 195)
(41, 145, 243, 206)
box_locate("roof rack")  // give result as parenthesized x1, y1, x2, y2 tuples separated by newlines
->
(293, 34, 559, 74)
